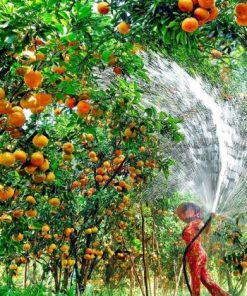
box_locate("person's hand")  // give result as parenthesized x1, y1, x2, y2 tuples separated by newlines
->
(210, 212, 216, 219)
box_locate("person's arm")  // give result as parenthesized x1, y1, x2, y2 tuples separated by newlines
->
(204, 213, 216, 234)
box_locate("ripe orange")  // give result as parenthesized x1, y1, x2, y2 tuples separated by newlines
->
(88, 151, 97, 158)
(95, 175, 103, 182)
(65, 97, 76, 108)
(49, 197, 61, 206)
(77, 101, 91, 114)
(26, 195, 36, 204)
(10, 129, 23, 139)
(0, 186, 15, 201)
(61, 244, 69, 252)
(24, 70, 43, 89)
(97, 2, 110, 14)
(25, 209, 38, 218)
(13, 150, 27, 163)
(46, 172, 55, 182)
(36, 52, 45, 61)
(198, 0, 215, 9)
(178, 0, 194, 13)
(0, 87, 5, 100)
(12, 209, 24, 218)
(117, 22, 130, 34)
(35, 93, 52, 106)
(235, 3, 247, 20)
(208, 6, 219, 21)
(32, 172, 46, 183)
(194, 7, 210, 21)
(32, 134, 49, 148)
(113, 67, 123, 75)
(15, 233, 24, 241)
(181, 17, 199, 32)
(52, 65, 65, 74)
(42, 224, 50, 232)
(211, 49, 222, 58)
(103, 161, 111, 168)
(30, 152, 44, 166)
(24, 165, 37, 174)
(0, 152, 15, 166)
(8, 111, 26, 127)
(236, 17, 247, 26)
(63, 142, 74, 154)
(39, 159, 50, 172)
(23, 243, 31, 251)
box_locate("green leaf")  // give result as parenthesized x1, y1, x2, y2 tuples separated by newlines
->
(4, 33, 17, 44)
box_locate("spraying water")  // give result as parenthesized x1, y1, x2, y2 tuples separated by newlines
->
(141, 53, 247, 217)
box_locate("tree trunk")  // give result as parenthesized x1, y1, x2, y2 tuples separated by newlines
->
(140, 204, 149, 296)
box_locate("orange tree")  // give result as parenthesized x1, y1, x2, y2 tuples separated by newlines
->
(0, 0, 183, 294)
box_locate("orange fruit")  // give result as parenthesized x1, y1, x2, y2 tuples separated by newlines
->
(63, 142, 74, 154)
(8, 111, 26, 127)
(113, 67, 123, 75)
(24, 165, 37, 174)
(12, 209, 24, 218)
(96, 167, 105, 175)
(10, 129, 23, 139)
(35, 93, 52, 106)
(178, 0, 194, 13)
(49, 197, 60, 206)
(103, 161, 111, 168)
(236, 17, 247, 26)
(54, 108, 61, 115)
(42, 224, 50, 232)
(181, 17, 199, 32)
(211, 49, 222, 58)
(235, 3, 247, 20)
(32, 134, 49, 148)
(194, 7, 210, 21)
(77, 101, 91, 114)
(25, 209, 38, 218)
(88, 151, 97, 158)
(52, 65, 65, 74)
(97, 2, 110, 14)
(15, 233, 24, 241)
(61, 244, 69, 252)
(26, 195, 36, 205)
(95, 175, 103, 182)
(208, 6, 219, 21)
(117, 22, 130, 34)
(0, 87, 5, 100)
(36, 52, 45, 61)
(0, 186, 15, 201)
(23, 243, 31, 251)
(65, 97, 76, 108)
(0, 152, 15, 166)
(0, 100, 12, 114)
(198, 0, 215, 9)
(46, 172, 55, 182)
(13, 150, 27, 163)
(40, 159, 50, 172)
(30, 152, 44, 166)
(24, 70, 43, 89)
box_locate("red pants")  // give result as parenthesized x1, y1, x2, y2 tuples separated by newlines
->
(187, 247, 229, 296)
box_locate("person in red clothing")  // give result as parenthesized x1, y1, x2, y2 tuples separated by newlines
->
(175, 202, 230, 296)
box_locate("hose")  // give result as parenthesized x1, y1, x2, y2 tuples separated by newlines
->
(183, 215, 213, 295)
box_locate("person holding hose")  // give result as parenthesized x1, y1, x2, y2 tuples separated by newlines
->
(175, 202, 230, 296)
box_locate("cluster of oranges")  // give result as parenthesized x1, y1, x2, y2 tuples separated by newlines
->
(179, 0, 219, 33)
(97, 2, 130, 35)
(235, 3, 247, 26)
